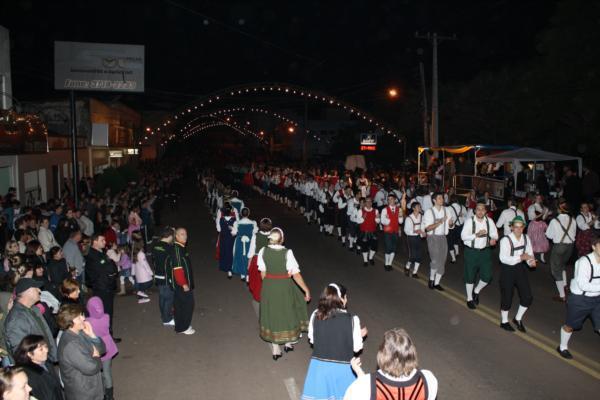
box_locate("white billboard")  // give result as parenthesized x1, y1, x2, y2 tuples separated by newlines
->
(54, 41, 144, 92)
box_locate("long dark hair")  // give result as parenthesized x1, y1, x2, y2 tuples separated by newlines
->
(316, 283, 347, 321)
(13, 334, 46, 365)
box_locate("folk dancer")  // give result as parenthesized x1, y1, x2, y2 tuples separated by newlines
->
(229, 190, 245, 215)
(231, 208, 258, 282)
(333, 186, 351, 246)
(404, 202, 425, 278)
(545, 200, 576, 302)
(498, 216, 536, 332)
(247, 218, 272, 303)
(557, 236, 600, 359)
(380, 194, 404, 271)
(447, 195, 466, 263)
(347, 194, 362, 253)
(423, 193, 452, 290)
(217, 205, 237, 279)
(356, 197, 380, 267)
(496, 197, 525, 236)
(527, 194, 551, 263)
(575, 202, 600, 257)
(461, 201, 499, 309)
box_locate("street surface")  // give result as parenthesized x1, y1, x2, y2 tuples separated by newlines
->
(111, 183, 600, 399)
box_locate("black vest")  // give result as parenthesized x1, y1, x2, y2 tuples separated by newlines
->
(312, 311, 354, 362)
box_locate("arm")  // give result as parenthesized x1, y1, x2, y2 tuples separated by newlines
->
(231, 221, 239, 236)
(380, 208, 390, 226)
(291, 272, 311, 301)
(576, 215, 588, 231)
(257, 248, 267, 279)
(496, 212, 505, 229)
(575, 257, 600, 293)
(352, 315, 364, 352)
(355, 210, 365, 224)
(460, 219, 476, 242)
(62, 340, 102, 376)
(171, 247, 189, 287)
(545, 220, 556, 240)
(374, 210, 380, 225)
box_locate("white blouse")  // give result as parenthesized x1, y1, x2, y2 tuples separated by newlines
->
(257, 245, 300, 274)
(307, 309, 363, 353)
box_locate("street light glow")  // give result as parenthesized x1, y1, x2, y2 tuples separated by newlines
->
(288, 126, 295, 133)
(388, 88, 399, 98)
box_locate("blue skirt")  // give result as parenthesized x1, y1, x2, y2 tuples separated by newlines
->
(301, 358, 356, 400)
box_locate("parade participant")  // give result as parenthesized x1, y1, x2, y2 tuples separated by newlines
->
(152, 227, 175, 326)
(404, 202, 425, 278)
(373, 186, 388, 212)
(217, 205, 236, 279)
(575, 202, 600, 257)
(324, 185, 337, 236)
(231, 208, 258, 282)
(258, 228, 310, 360)
(346, 193, 362, 253)
(356, 198, 380, 267)
(229, 190, 245, 215)
(546, 200, 576, 302)
(301, 283, 367, 400)
(344, 328, 438, 400)
(247, 218, 272, 302)
(333, 186, 351, 246)
(380, 194, 404, 271)
(447, 195, 466, 263)
(483, 191, 497, 218)
(423, 193, 452, 290)
(460, 201, 499, 309)
(496, 197, 525, 236)
(167, 228, 196, 335)
(557, 236, 600, 359)
(498, 216, 536, 332)
(527, 194, 550, 222)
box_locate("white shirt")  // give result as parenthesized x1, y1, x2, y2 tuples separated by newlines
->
(461, 216, 499, 249)
(499, 233, 534, 266)
(38, 226, 59, 252)
(576, 213, 600, 231)
(346, 198, 357, 216)
(355, 207, 380, 225)
(404, 213, 424, 237)
(373, 189, 388, 207)
(448, 203, 466, 226)
(527, 203, 549, 221)
(496, 207, 525, 236)
(307, 309, 363, 353)
(570, 252, 600, 296)
(423, 206, 450, 236)
(257, 245, 300, 274)
(343, 369, 438, 400)
(418, 194, 433, 211)
(380, 206, 404, 229)
(546, 214, 576, 244)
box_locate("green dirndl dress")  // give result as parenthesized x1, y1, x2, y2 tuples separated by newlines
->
(259, 246, 309, 344)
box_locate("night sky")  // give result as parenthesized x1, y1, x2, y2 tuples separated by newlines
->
(1, 0, 556, 112)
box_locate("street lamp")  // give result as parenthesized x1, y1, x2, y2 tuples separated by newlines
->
(288, 126, 295, 133)
(388, 88, 399, 99)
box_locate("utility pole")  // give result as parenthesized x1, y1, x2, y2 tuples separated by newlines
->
(418, 60, 429, 146)
(415, 32, 456, 148)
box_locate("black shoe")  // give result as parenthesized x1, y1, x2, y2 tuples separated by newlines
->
(428, 280, 434, 289)
(112, 337, 122, 343)
(513, 318, 526, 333)
(412, 273, 419, 279)
(556, 346, 573, 359)
(272, 354, 282, 361)
(227, 274, 232, 280)
(434, 285, 444, 291)
(348, 247, 353, 252)
(363, 262, 368, 267)
(284, 345, 294, 353)
(341, 242, 346, 248)
(404, 268, 410, 277)
(500, 322, 515, 332)
(450, 259, 456, 264)
(466, 300, 476, 310)
(473, 292, 480, 305)
(369, 259, 375, 266)
(384, 265, 392, 272)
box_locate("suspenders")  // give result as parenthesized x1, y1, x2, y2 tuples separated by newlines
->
(450, 204, 462, 227)
(409, 214, 421, 235)
(581, 255, 600, 296)
(471, 217, 490, 248)
(556, 216, 574, 243)
(507, 235, 528, 256)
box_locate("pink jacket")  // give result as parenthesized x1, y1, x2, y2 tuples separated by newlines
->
(86, 296, 118, 361)
(132, 251, 153, 283)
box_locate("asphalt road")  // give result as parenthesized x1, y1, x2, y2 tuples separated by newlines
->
(111, 183, 599, 400)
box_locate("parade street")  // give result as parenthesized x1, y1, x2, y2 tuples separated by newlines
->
(111, 183, 599, 400)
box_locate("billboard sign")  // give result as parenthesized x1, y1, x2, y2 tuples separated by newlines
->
(54, 41, 145, 92)
(360, 133, 377, 151)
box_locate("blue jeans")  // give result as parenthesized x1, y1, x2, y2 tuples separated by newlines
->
(158, 284, 174, 323)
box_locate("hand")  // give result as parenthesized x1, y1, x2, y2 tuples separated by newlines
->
(528, 259, 537, 268)
(361, 326, 368, 337)
(82, 321, 96, 338)
(490, 239, 497, 246)
(92, 346, 100, 358)
(350, 357, 365, 377)
(476, 229, 487, 237)
(304, 291, 311, 302)
(183, 284, 190, 292)
(520, 253, 532, 261)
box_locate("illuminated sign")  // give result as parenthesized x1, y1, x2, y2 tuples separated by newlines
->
(109, 150, 123, 158)
(125, 148, 138, 155)
(360, 145, 377, 151)
(360, 133, 377, 146)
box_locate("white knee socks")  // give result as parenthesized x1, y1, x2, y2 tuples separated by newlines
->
(449, 249, 456, 262)
(556, 281, 566, 298)
(405, 261, 411, 270)
(429, 270, 436, 281)
(368, 250, 375, 260)
(413, 262, 420, 274)
(454, 244, 460, 255)
(389, 252, 395, 265)
(362, 253, 369, 262)
(501, 310, 509, 323)
(474, 280, 488, 294)
(466, 283, 474, 301)
(434, 273, 442, 285)
(515, 305, 528, 321)
(559, 327, 572, 351)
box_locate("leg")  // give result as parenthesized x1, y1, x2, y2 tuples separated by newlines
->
(499, 267, 516, 326)
(101, 358, 113, 398)
(159, 284, 175, 324)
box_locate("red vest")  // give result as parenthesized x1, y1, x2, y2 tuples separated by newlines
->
(371, 370, 428, 400)
(383, 206, 400, 234)
(360, 208, 377, 233)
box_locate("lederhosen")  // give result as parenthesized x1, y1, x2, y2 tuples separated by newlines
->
(550, 216, 574, 282)
(406, 214, 423, 264)
(500, 235, 533, 311)
(325, 191, 336, 226)
(335, 190, 348, 234)
(383, 206, 401, 255)
(447, 203, 463, 249)
(370, 370, 429, 400)
(565, 255, 600, 330)
(360, 208, 378, 252)
(464, 217, 493, 284)
(426, 207, 448, 275)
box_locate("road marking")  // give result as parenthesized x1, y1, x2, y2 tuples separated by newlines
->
(372, 253, 600, 380)
(283, 377, 301, 400)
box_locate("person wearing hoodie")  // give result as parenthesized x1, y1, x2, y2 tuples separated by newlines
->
(86, 297, 118, 400)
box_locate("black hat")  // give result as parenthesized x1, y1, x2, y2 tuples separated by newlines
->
(15, 278, 43, 295)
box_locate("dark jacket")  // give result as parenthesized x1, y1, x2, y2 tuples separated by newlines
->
(4, 302, 58, 362)
(20, 361, 64, 400)
(166, 242, 195, 290)
(151, 241, 172, 285)
(85, 248, 118, 293)
(58, 329, 106, 400)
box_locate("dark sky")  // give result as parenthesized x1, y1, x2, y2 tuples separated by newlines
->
(1, 0, 556, 111)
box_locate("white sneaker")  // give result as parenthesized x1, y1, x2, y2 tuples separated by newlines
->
(138, 298, 150, 304)
(181, 327, 196, 335)
(137, 291, 149, 298)
(162, 319, 175, 326)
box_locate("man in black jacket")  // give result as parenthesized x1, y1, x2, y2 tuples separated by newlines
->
(152, 226, 175, 326)
(85, 233, 120, 341)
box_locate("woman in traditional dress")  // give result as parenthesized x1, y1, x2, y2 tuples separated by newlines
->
(575, 202, 600, 257)
(218, 204, 236, 279)
(301, 283, 367, 400)
(527, 210, 550, 264)
(247, 218, 273, 302)
(231, 208, 257, 282)
(259, 228, 310, 360)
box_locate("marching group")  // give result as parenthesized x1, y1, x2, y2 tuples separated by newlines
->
(0, 164, 194, 400)
(202, 162, 599, 400)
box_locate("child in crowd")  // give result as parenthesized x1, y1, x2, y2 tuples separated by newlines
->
(131, 239, 153, 303)
(117, 244, 135, 296)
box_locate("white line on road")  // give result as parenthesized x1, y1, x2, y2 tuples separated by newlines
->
(283, 377, 301, 400)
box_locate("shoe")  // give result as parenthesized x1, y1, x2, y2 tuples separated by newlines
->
(384, 265, 392, 272)
(138, 298, 150, 304)
(136, 291, 149, 298)
(552, 296, 566, 303)
(272, 354, 282, 361)
(163, 319, 175, 326)
(227, 274, 232, 280)
(112, 337, 122, 343)
(363, 262, 368, 267)
(412, 273, 419, 279)
(404, 268, 410, 277)
(513, 318, 526, 333)
(284, 345, 294, 353)
(434, 285, 444, 291)
(556, 346, 573, 359)
(450, 259, 456, 264)
(428, 280, 434, 289)
(369, 259, 375, 266)
(181, 327, 196, 335)
(240, 276, 245, 281)
(500, 322, 515, 332)
(467, 300, 477, 310)
(473, 292, 480, 305)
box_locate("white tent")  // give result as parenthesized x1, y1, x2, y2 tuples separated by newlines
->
(476, 147, 582, 195)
